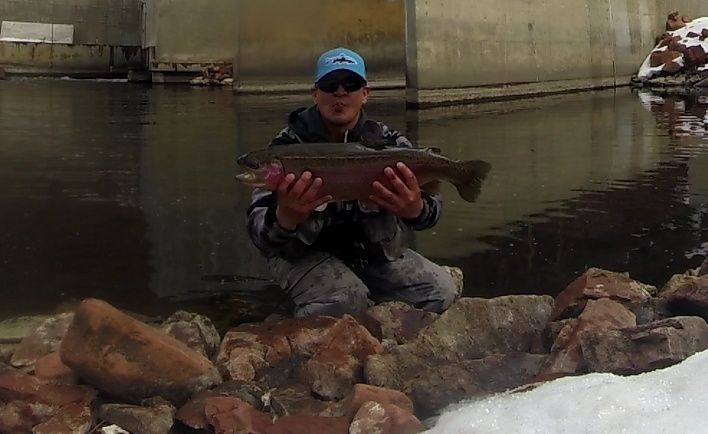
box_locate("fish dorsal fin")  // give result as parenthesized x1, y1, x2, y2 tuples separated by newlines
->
(360, 139, 388, 150)
(424, 146, 442, 154)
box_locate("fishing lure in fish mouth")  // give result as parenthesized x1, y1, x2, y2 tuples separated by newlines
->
(235, 156, 284, 189)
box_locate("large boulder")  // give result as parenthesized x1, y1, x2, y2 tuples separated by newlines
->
(580, 316, 708, 374)
(60, 298, 222, 406)
(407, 352, 546, 419)
(366, 295, 554, 391)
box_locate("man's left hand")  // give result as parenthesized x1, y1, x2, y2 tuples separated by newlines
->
(370, 162, 424, 220)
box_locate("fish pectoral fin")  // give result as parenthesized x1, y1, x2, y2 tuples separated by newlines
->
(421, 180, 441, 195)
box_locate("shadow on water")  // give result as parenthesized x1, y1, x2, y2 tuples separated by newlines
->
(0, 79, 707, 326)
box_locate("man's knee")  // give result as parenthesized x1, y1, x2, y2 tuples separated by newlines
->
(421, 271, 457, 313)
(294, 286, 370, 317)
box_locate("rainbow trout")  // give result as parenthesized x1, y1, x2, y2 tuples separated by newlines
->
(235, 143, 491, 203)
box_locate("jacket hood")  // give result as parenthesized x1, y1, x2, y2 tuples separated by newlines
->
(287, 105, 380, 143)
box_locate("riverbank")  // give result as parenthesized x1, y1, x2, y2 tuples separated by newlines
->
(2, 261, 708, 433)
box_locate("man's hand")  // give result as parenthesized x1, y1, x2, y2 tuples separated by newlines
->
(276, 171, 332, 231)
(369, 162, 424, 220)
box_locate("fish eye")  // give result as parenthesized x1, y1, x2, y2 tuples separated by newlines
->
(247, 159, 260, 170)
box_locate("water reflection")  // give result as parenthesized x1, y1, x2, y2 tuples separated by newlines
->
(0, 80, 706, 324)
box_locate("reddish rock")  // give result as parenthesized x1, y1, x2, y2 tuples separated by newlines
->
(0, 400, 54, 433)
(667, 40, 687, 53)
(685, 46, 707, 66)
(541, 298, 636, 376)
(10, 313, 73, 369)
(552, 268, 653, 320)
(32, 402, 92, 434)
(663, 61, 683, 74)
(176, 381, 265, 429)
(314, 315, 384, 362)
(650, 50, 683, 67)
(60, 298, 222, 406)
(34, 352, 77, 384)
(349, 401, 423, 434)
(265, 415, 349, 434)
(0, 371, 95, 406)
(216, 317, 336, 381)
(361, 302, 438, 344)
(337, 384, 414, 421)
(666, 11, 687, 31)
(304, 348, 361, 400)
(204, 396, 272, 434)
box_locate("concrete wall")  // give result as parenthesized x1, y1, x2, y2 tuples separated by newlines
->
(144, 0, 238, 71)
(235, 0, 406, 92)
(0, 0, 142, 74)
(0, 0, 141, 45)
(405, 0, 708, 106)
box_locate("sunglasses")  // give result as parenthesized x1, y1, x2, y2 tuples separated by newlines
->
(316, 77, 365, 93)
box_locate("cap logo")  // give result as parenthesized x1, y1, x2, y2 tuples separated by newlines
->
(326, 54, 357, 65)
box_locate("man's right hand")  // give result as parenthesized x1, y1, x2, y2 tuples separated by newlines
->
(275, 171, 332, 231)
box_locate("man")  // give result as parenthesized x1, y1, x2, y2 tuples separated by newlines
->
(246, 47, 456, 317)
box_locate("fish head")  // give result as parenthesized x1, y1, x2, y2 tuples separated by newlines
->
(235, 152, 284, 189)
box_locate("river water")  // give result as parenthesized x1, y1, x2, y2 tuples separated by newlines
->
(1, 79, 707, 326)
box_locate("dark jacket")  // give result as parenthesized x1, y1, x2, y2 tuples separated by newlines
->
(246, 105, 442, 265)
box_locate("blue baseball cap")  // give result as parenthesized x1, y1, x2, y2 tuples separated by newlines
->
(314, 47, 367, 83)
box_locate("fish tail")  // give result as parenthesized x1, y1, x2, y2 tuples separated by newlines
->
(452, 160, 492, 203)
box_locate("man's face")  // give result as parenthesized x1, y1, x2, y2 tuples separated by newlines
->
(313, 71, 369, 128)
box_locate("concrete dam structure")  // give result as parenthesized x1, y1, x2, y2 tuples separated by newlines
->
(1, 0, 708, 105)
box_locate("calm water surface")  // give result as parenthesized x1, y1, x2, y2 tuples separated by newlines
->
(1, 79, 707, 326)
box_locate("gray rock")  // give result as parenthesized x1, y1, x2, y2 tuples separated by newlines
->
(580, 316, 708, 375)
(99, 399, 175, 434)
(10, 313, 73, 369)
(160, 311, 221, 360)
(365, 295, 553, 390)
(408, 353, 546, 418)
(0, 315, 49, 344)
(662, 274, 708, 319)
(698, 257, 708, 276)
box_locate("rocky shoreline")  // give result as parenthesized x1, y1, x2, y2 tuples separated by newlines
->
(2, 261, 708, 434)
